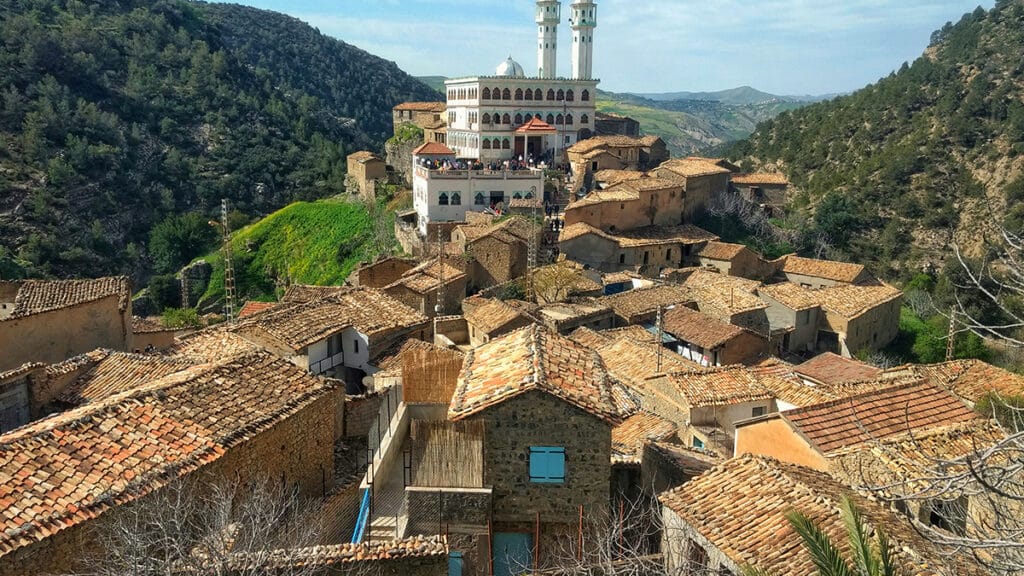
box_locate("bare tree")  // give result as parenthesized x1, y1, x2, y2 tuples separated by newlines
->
(80, 478, 326, 576)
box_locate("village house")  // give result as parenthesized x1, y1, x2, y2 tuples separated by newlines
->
(591, 168, 646, 189)
(595, 284, 695, 326)
(882, 358, 1024, 406)
(531, 260, 604, 303)
(792, 351, 881, 385)
(130, 316, 179, 351)
(677, 269, 771, 336)
(382, 259, 467, 317)
(214, 537, 451, 576)
(392, 101, 447, 137)
(534, 300, 615, 334)
(814, 282, 903, 356)
(558, 223, 718, 274)
(462, 297, 537, 346)
(650, 157, 731, 220)
(773, 254, 877, 287)
(563, 176, 687, 232)
(659, 455, 984, 576)
(593, 111, 640, 137)
(660, 306, 769, 367)
(452, 216, 539, 292)
(730, 172, 790, 216)
(0, 351, 342, 576)
(694, 241, 773, 280)
(756, 282, 823, 355)
(346, 151, 387, 198)
(350, 257, 419, 289)
(280, 284, 350, 304)
(566, 135, 668, 189)
(0, 277, 133, 372)
(237, 300, 278, 319)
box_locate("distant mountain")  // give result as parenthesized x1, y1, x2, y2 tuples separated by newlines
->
(636, 86, 800, 106)
(0, 1, 438, 281)
(416, 76, 449, 95)
(725, 1, 1024, 278)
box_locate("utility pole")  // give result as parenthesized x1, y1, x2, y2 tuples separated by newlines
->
(221, 199, 237, 324)
(527, 201, 538, 302)
(946, 304, 957, 361)
(656, 304, 665, 372)
(434, 227, 443, 342)
(180, 271, 190, 310)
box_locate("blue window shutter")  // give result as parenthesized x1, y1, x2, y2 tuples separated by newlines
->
(530, 447, 565, 483)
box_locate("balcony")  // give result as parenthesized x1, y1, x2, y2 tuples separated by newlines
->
(414, 166, 543, 181)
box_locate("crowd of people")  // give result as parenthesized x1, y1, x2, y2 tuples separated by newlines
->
(417, 154, 554, 173)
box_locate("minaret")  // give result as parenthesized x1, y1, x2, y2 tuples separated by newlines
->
(536, 1, 561, 79)
(570, 0, 597, 80)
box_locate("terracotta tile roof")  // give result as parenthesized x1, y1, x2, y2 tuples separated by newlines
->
(749, 359, 847, 408)
(462, 216, 537, 247)
(646, 441, 721, 474)
(412, 142, 456, 156)
(659, 454, 982, 576)
(569, 326, 613, 349)
(56, 350, 196, 406)
(680, 270, 767, 315)
(3, 277, 130, 319)
(450, 325, 626, 424)
(536, 301, 612, 330)
(0, 363, 44, 383)
(463, 298, 533, 335)
(781, 255, 868, 283)
(596, 337, 699, 388)
(238, 300, 278, 318)
(131, 316, 170, 334)
(165, 328, 260, 363)
(662, 306, 745, 349)
(884, 359, 1024, 404)
(593, 170, 646, 185)
(347, 151, 382, 163)
(612, 411, 677, 463)
(574, 183, 641, 205)
(393, 101, 446, 112)
(597, 284, 695, 321)
(782, 380, 980, 455)
(794, 352, 882, 385)
(515, 117, 557, 134)
(384, 259, 465, 295)
(731, 172, 790, 186)
(559, 222, 611, 243)
(696, 241, 749, 261)
(656, 158, 731, 178)
(667, 366, 774, 408)
(568, 135, 656, 154)
(280, 284, 348, 304)
(615, 225, 719, 248)
(0, 351, 337, 560)
(814, 283, 903, 318)
(757, 282, 820, 311)
(220, 536, 448, 570)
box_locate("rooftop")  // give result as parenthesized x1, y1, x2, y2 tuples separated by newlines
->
(612, 412, 677, 463)
(280, 284, 348, 304)
(597, 284, 695, 321)
(659, 454, 981, 576)
(131, 316, 169, 334)
(794, 352, 882, 385)
(165, 328, 261, 363)
(2, 277, 131, 320)
(595, 337, 699, 389)
(756, 282, 820, 311)
(656, 157, 732, 179)
(731, 172, 790, 186)
(463, 298, 534, 335)
(680, 269, 767, 316)
(592, 169, 647, 185)
(883, 359, 1024, 404)
(384, 259, 466, 295)
(412, 142, 456, 156)
(696, 241, 750, 261)
(666, 366, 774, 408)
(814, 282, 903, 318)
(347, 150, 382, 163)
(567, 135, 662, 154)
(780, 255, 868, 284)
(662, 306, 746, 349)
(238, 300, 278, 319)
(393, 101, 446, 112)
(0, 351, 336, 560)
(55, 350, 195, 406)
(450, 325, 627, 424)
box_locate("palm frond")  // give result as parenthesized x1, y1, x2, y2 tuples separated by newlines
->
(840, 496, 879, 576)
(739, 564, 777, 576)
(876, 530, 904, 576)
(787, 510, 854, 576)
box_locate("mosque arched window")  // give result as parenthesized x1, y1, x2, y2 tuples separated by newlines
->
(438, 193, 449, 206)
(482, 139, 492, 150)
(556, 114, 564, 125)
(515, 88, 524, 100)
(502, 139, 511, 149)
(547, 89, 555, 101)
(566, 114, 574, 125)
(557, 89, 565, 101)
(581, 90, 590, 101)
(566, 89, 575, 102)
(482, 87, 491, 100)
(546, 114, 555, 124)
(451, 193, 461, 205)
(581, 113, 589, 124)
(475, 193, 485, 205)
(515, 113, 524, 124)
(502, 88, 512, 100)
(535, 89, 543, 100)
(502, 113, 511, 124)
(482, 113, 491, 125)
(525, 89, 533, 101)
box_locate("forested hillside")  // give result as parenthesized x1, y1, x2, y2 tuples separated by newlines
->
(0, 0, 437, 281)
(725, 0, 1024, 279)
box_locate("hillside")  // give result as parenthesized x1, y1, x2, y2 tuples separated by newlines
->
(0, 0, 437, 281)
(724, 1, 1024, 279)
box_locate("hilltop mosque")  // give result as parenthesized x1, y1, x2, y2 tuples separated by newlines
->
(443, 1, 599, 163)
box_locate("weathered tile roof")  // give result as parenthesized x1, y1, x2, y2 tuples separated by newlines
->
(782, 380, 980, 455)
(750, 359, 905, 409)
(0, 351, 337, 560)
(659, 454, 982, 576)
(394, 101, 446, 112)
(165, 328, 261, 363)
(883, 359, 1024, 404)
(536, 301, 612, 329)
(601, 325, 662, 345)
(612, 412, 677, 463)
(596, 336, 699, 389)
(568, 135, 658, 154)
(0, 363, 44, 383)
(814, 283, 903, 318)
(657, 158, 732, 178)
(348, 150, 381, 163)
(794, 352, 882, 385)
(220, 536, 448, 570)
(450, 325, 626, 424)
(533, 262, 603, 298)
(384, 259, 465, 295)
(597, 284, 695, 321)
(680, 270, 767, 315)
(569, 326, 613, 349)
(559, 222, 611, 243)
(780, 255, 868, 283)
(593, 169, 646, 185)
(463, 298, 534, 335)
(3, 277, 131, 319)
(697, 241, 750, 261)
(731, 172, 790, 186)
(757, 282, 820, 311)
(574, 183, 641, 205)
(662, 306, 746, 349)
(615, 225, 718, 248)
(413, 142, 456, 156)
(280, 284, 348, 304)
(646, 441, 720, 475)
(462, 216, 537, 246)
(667, 366, 774, 408)
(55, 350, 196, 406)
(131, 316, 169, 334)
(238, 300, 278, 319)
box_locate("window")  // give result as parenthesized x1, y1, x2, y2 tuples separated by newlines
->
(529, 446, 565, 483)
(581, 113, 589, 124)
(328, 333, 342, 357)
(482, 139, 492, 150)
(515, 113, 524, 124)
(619, 253, 625, 264)
(752, 406, 767, 418)
(798, 310, 810, 326)
(502, 88, 511, 100)
(666, 249, 672, 260)
(451, 192, 461, 205)
(513, 192, 523, 200)
(515, 88, 524, 100)
(546, 113, 555, 124)
(502, 139, 511, 149)
(582, 90, 590, 101)
(565, 114, 573, 125)
(525, 89, 533, 101)
(534, 88, 543, 100)
(502, 113, 511, 125)
(353, 338, 360, 353)
(547, 89, 556, 101)
(556, 113, 564, 125)
(566, 89, 575, 101)
(439, 192, 449, 206)
(556, 89, 565, 101)
(482, 113, 491, 124)
(475, 193, 485, 205)
(692, 436, 704, 449)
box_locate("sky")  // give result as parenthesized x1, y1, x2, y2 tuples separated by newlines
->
(215, 0, 995, 96)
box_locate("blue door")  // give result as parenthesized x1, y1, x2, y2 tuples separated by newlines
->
(448, 552, 464, 576)
(493, 532, 533, 576)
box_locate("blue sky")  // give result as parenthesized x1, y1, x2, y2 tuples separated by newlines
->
(216, 0, 994, 96)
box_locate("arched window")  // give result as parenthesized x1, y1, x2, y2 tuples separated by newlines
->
(482, 139, 492, 150)
(502, 113, 511, 125)
(556, 114, 564, 125)
(482, 113, 491, 125)
(502, 88, 511, 100)
(493, 138, 502, 149)
(474, 193, 485, 205)
(513, 192, 523, 199)
(566, 89, 575, 101)
(534, 89, 542, 100)
(546, 114, 555, 124)
(566, 114, 574, 125)
(582, 90, 590, 101)
(535, 113, 543, 120)
(581, 113, 589, 124)
(514, 113, 524, 124)
(451, 192, 461, 206)
(556, 89, 565, 101)
(547, 89, 555, 101)
(502, 139, 511, 149)
(525, 191, 534, 199)
(515, 88, 524, 100)
(524, 89, 533, 101)
(438, 193, 449, 206)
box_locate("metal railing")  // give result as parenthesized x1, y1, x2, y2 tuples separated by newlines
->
(414, 166, 544, 180)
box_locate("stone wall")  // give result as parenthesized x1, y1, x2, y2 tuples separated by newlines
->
(467, 236, 527, 292)
(344, 387, 389, 438)
(404, 487, 492, 536)
(662, 506, 738, 576)
(386, 137, 420, 186)
(352, 258, 417, 289)
(472, 391, 611, 524)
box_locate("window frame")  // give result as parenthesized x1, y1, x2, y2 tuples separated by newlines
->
(529, 446, 566, 484)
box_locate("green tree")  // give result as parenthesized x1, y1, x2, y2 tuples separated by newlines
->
(149, 212, 217, 274)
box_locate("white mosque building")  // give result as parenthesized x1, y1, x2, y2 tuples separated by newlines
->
(443, 0, 600, 164)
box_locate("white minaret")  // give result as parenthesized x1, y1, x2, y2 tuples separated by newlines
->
(536, 1, 561, 79)
(570, 0, 597, 80)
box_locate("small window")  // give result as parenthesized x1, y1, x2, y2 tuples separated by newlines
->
(619, 254, 625, 264)
(439, 193, 449, 206)
(449, 552, 464, 576)
(529, 446, 565, 483)
(475, 193, 485, 205)
(692, 436, 704, 449)
(752, 406, 767, 418)
(451, 192, 461, 206)
(353, 339, 360, 353)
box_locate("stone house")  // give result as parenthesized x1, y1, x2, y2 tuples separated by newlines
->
(566, 135, 669, 189)
(792, 351, 881, 386)
(346, 151, 387, 198)
(453, 216, 539, 292)
(773, 254, 876, 288)
(237, 301, 278, 319)
(130, 316, 178, 351)
(558, 223, 718, 275)
(659, 455, 984, 576)
(392, 101, 447, 137)
(593, 112, 640, 137)
(882, 358, 1024, 407)
(0, 277, 133, 372)
(755, 282, 822, 355)
(351, 258, 419, 289)
(0, 363, 46, 433)
(382, 259, 467, 317)
(677, 269, 771, 336)
(596, 284, 695, 326)
(281, 284, 350, 303)
(0, 351, 342, 576)
(661, 306, 769, 367)
(563, 177, 687, 233)
(694, 241, 773, 280)
(650, 158, 731, 221)
(534, 301, 615, 335)
(814, 282, 903, 356)
(730, 172, 790, 216)
(462, 298, 536, 346)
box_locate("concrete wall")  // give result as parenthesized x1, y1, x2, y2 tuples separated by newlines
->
(472, 391, 611, 524)
(734, 417, 829, 469)
(0, 295, 131, 372)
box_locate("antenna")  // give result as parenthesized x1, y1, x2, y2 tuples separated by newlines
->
(434, 227, 444, 341)
(221, 199, 237, 324)
(527, 200, 538, 302)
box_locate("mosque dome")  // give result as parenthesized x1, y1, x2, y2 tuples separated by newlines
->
(495, 56, 526, 78)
